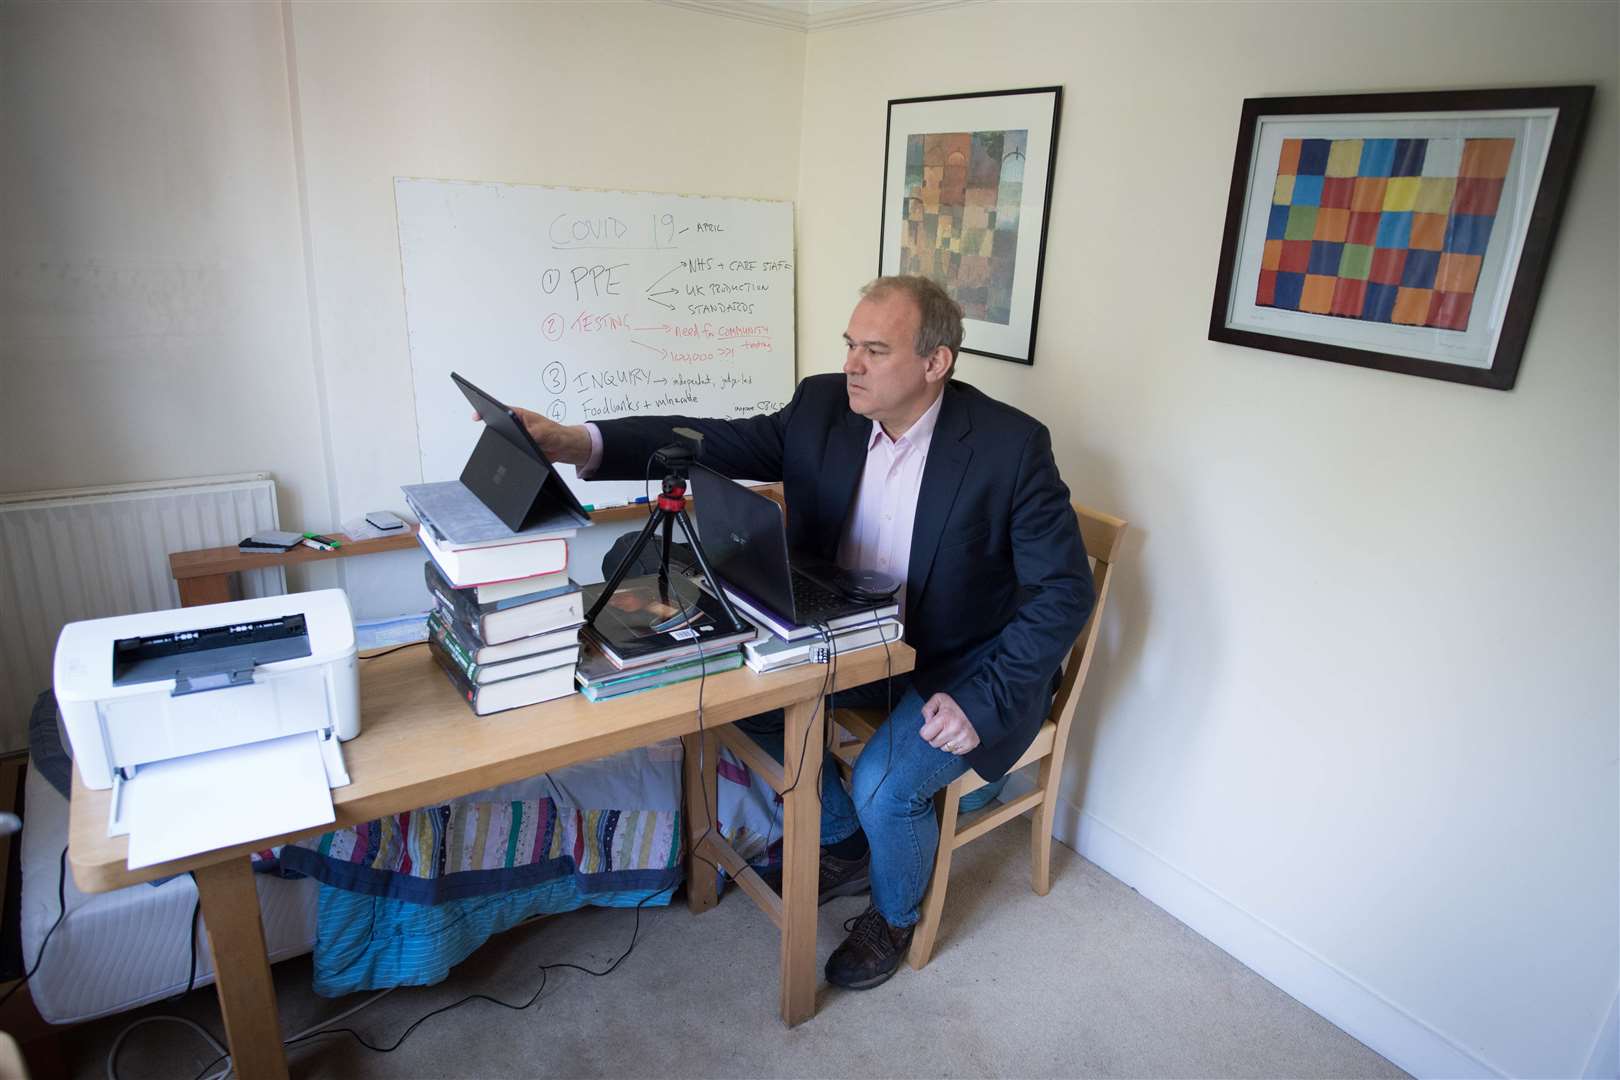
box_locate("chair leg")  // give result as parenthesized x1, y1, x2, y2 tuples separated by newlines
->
(1030, 759, 1058, 896)
(907, 782, 961, 970)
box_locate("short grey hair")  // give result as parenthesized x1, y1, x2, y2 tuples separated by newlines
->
(860, 275, 964, 375)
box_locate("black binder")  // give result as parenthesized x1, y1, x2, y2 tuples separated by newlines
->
(451, 372, 590, 533)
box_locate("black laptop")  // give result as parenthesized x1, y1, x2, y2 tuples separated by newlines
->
(689, 467, 890, 630)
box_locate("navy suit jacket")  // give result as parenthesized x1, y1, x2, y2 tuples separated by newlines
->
(595, 373, 1094, 781)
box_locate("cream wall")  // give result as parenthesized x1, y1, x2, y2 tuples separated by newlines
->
(285, 0, 807, 608)
(1, 1, 806, 607)
(0, 1, 331, 529)
(796, 3, 1617, 1077)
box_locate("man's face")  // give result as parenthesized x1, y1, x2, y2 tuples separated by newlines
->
(842, 292, 938, 431)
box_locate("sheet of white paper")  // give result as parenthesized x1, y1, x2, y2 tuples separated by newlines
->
(125, 731, 335, 870)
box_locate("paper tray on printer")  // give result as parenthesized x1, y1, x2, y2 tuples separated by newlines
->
(113, 731, 337, 870)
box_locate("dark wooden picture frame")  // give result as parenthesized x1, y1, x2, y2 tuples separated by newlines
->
(878, 86, 1063, 366)
(1209, 86, 1592, 390)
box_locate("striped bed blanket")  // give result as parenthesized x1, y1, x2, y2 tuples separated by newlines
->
(278, 740, 688, 995)
(281, 798, 682, 905)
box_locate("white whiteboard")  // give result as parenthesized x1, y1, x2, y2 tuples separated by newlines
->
(396, 178, 796, 509)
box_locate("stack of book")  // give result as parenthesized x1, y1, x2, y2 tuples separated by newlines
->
(741, 615, 904, 674)
(575, 573, 756, 701)
(406, 480, 586, 715)
(693, 574, 904, 674)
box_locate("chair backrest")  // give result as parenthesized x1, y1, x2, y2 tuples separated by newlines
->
(1047, 503, 1127, 748)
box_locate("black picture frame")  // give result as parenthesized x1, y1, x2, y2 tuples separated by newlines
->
(879, 86, 1063, 366)
(1208, 86, 1593, 390)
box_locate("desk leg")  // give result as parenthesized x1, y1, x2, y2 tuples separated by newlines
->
(778, 697, 824, 1026)
(178, 572, 233, 607)
(681, 729, 720, 913)
(194, 858, 287, 1080)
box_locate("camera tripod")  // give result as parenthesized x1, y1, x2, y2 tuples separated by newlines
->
(585, 429, 749, 633)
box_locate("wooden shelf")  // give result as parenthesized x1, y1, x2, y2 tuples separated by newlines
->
(166, 484, 783, 607)
(169, 532, 420, 580)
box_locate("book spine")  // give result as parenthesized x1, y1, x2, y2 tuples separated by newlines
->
(427, 635, 480, 709)
(485, 579, 580, 612)
(433, 595, 493, 653)
(441, 605, 492, 659)
(424, 561, 487, 637)
(427, 610, 483, 683)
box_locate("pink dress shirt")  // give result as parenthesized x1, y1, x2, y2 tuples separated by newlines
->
(581, 389, 945, 618)
(834, 391, 944, 620)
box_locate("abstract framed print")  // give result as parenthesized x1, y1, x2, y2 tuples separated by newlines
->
(1209, 86, 1592, 390)
(879, 86, 1062, 366)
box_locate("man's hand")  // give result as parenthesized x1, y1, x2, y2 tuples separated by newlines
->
(471, 407, 593, 467)
(919, 692, 979, 756)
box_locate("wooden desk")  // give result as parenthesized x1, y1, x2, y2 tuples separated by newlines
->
(68, 640, 914, 1079)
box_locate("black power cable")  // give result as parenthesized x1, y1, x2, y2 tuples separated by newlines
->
(359, 640, 427, 662)
(0, 845, 68, 1010)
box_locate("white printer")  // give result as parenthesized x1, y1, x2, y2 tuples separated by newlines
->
(54, 590, 361, 827)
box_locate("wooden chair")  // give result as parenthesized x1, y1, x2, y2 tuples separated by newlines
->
(829, 501, 1126, 969)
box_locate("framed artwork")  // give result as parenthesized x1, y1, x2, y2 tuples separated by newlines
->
(1209, 86, 1592, 390)
(879, 86, 1062, 366)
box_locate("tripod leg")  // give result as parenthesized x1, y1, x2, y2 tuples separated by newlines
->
(671, 509, 750, 632)
(658, 513, 675, 598)
(587, 507, 668, 624)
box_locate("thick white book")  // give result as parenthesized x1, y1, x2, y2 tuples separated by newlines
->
(467, 666, 576, 715)
(457, 621, 584, 664)
(430, 636, 577, 715)
(744, 619, 904, 673)
(463, 568, 570, 604)
(430, 586, 585, 646)
(419, 524, 569, 588)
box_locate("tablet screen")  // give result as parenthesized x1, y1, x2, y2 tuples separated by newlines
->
(451, 371, 546, 462)
(450, 371, 590, 521)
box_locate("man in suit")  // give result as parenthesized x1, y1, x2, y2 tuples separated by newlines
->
(517, 276, 1093, 990)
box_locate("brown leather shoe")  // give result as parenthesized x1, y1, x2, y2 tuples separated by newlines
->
(824, 905, 914, 990)
(758, 848, 871, 904)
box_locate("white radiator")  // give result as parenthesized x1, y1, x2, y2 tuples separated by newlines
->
(0, 473, 286, 751)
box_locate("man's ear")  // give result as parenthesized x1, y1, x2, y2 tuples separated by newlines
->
(924, 346, 954, 383)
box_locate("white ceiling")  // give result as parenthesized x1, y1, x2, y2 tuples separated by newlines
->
(658, 0, 974, 33)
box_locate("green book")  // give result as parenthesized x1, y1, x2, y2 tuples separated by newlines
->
(574, 645, 743, 701)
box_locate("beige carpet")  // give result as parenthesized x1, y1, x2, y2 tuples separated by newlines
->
(72, 821, 1406, 1079)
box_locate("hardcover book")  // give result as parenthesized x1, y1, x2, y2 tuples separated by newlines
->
(743, 618, 904, 673)
(582, 574, 754, 670)
(426, 608, 584, 665)
(707, 579, 898, 642)
(425, 562, 584, 645)
(428, 636, 576, 715)
(574, 645, 744, 701)
(418, 524, 569, 588)
(428, 614, 580, 686)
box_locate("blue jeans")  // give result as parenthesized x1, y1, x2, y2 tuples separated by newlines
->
(736, 676, 1008, 928)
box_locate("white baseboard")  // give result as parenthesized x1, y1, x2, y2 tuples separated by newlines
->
(1583, 989, 1619, 1079)
(1000, 776, 1505, 1079)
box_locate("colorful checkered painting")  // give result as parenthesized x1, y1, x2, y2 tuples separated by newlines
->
(1258, 137, 1513, 331)
(899, 130, 1026, 325)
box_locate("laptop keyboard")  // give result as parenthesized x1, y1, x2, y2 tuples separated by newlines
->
(790, 570, 858, 624)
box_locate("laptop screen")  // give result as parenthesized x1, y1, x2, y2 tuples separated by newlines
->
(689, 467, 797, 620)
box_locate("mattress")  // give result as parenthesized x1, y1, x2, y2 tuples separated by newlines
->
(18, 759, 319, 1025)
